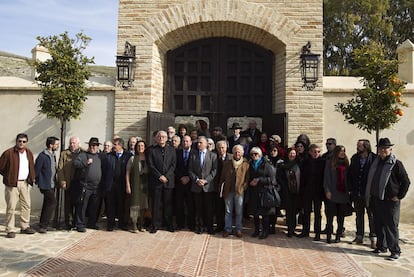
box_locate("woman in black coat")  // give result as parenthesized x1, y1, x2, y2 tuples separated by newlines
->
(247, 147, 277, 239)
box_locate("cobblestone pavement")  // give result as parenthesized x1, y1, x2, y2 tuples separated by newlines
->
(1, 212, 413, 277)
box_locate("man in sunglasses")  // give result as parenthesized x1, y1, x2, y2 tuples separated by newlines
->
(0, 133, 36, 238)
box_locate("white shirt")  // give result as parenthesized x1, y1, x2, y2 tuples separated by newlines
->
(18, 150, 29, 180)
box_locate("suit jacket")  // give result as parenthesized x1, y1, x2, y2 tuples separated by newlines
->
(188, 149, 217, 193)
(175, 148, 193, 183)
(147, 144, 176, 189)
(215, 153, 232, 191)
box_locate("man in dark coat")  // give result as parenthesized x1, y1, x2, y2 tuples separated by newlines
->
(147, 130, 176, 233)
(299, 144, 325, 240)
(366, 138, 410, 260)
(214, 140, 232, 233)
(35, 136, 60, 233)
(174, 135, 195, 230)
(188, 136, 217, 234)
(72, 137, 106, 232)
(103, 137, 133, 231)
(227, 122, 242, 153)
(348, 139, 376, 248)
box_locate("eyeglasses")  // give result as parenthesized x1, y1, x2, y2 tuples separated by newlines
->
(18, 140, 27, 143)
(251, 153, 259, 156)
(326, 142, 333, 145)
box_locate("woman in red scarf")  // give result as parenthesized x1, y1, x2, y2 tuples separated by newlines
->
(323, 145, 350, 243)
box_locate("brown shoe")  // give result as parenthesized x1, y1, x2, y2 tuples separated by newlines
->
(6, 232, 16, 238)
(222, 231, 230, 238)
(370, 240, 377, 249)
(236, 231, 243, 238)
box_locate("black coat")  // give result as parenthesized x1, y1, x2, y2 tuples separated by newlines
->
(300, 156, 325, 199)
(247, 158, 277, 215)
(146, 144, 176, 190)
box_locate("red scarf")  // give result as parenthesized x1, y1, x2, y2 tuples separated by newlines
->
(336, 164, 346, 192)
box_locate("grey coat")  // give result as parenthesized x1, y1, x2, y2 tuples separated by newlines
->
(188, 150, 217, 193)
(323, 162, 349, 204)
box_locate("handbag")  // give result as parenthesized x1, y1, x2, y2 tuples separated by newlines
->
(260, 185, 281, 208)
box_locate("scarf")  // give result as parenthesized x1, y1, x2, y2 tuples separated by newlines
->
(336, 159, 347, 193)
(232, 157, 244, 170)
(252, 157, 262, 171)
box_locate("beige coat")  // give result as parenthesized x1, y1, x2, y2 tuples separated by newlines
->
(219, 158, 249, 199)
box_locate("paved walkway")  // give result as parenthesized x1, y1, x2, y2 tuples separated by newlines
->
(1, 211, 413, 277)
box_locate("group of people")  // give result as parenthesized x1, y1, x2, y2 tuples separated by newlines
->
(0, 122, 410, 260)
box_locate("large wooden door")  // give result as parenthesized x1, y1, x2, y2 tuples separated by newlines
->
(146, 111, 175, 144)
(167, 37, 273, 129)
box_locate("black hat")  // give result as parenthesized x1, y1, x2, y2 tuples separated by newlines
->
(377, 138, 394, 148)
(87, 137, 101, 146)
(230, 122, 242, 130)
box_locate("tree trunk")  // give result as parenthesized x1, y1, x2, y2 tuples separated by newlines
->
(375, 125, 380, 154)
(54, 119, 67, 229)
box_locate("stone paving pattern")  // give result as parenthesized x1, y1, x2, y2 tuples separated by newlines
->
(1, 212, 414, 277)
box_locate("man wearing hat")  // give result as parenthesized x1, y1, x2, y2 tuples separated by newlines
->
(72, 137, 106, 232)
(365, 138, 410, 260)
(227, 122, 242, 153)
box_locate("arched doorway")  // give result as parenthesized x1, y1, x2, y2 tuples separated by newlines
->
(166, 37, 274, 130)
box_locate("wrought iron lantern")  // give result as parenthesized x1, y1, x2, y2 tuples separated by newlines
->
(116, 41, 136, 89)
(300, 42, 320, 90)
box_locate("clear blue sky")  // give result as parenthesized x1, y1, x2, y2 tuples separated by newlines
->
(0, 0, 118, 66)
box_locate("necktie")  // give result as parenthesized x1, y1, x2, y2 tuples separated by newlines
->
(184, 150, 189, 162)
(200, 151, 205, 167)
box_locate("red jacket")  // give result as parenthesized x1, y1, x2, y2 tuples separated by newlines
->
(0, 146, 36, 187)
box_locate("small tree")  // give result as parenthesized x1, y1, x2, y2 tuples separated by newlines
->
(34, 32, 94, 227)
(335, 41, 408, 145)
(34, 31, 94, 150)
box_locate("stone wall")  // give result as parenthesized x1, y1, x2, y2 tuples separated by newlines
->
(116, 0, 323, 144)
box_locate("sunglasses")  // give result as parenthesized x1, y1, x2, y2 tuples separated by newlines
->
(251, 153, 259, 156)
(326, 142, 334, 145)
(18, 140, 27, 143)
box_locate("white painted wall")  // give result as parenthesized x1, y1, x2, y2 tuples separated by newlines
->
(0, 88, 115, 211)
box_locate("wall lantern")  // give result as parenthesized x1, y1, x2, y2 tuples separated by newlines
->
(300, 42, 320, 91)
(116, 41, 136, 89)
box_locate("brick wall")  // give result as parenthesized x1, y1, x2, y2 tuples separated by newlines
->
(116, 0, 323, 145)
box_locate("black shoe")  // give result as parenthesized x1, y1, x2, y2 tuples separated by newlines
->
(38, 228, 47, 234)
(387, 253, 400, 260)
(87, 225, 99, 230)
(107, 226, 114, 232)
(372, 248, 387, 254)
(207, 229, 215, 235)
(6, 232, 16, 238)
(77, 227, 86, 233)
(259, 232, 269, 239)
(287, 232, 293, 238)
(167, 227, 175, 233)
(269, 226, 276, 234)
(214, 227, 224, 233)
(196, 227, 204, 234)
(251, 230, 260, 238)
(20, 227, 36, 234)
(314, 234, 320, 241)
(149, 227, 158, 234)
(46, 226, 56, 231)
(298, 232, 309, 238)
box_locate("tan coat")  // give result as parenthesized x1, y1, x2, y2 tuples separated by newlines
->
(57, 148, 83, 188)
(219, 158, 249, 199)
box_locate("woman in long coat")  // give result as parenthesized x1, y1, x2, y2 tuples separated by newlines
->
(126, 140, 149, 232)
(323, 145, 350, 243)
(247, 147, 277, 239)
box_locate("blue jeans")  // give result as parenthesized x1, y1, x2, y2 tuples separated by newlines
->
(224, 192, 244, 232)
